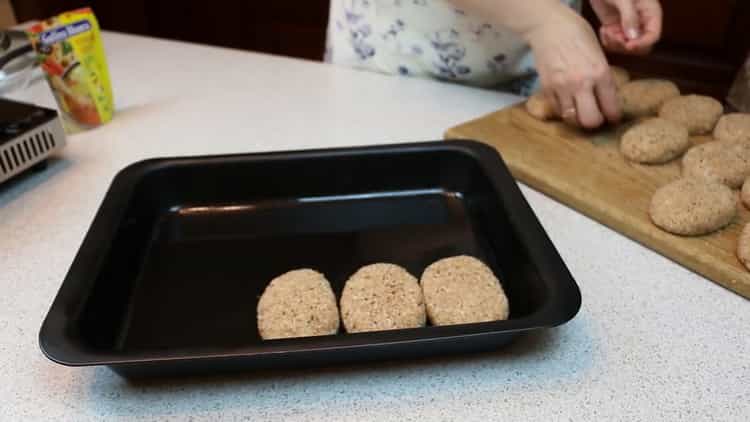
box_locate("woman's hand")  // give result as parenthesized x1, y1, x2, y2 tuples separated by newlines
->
(590, 0, 663, 55)
(524, 4, 621, 129)
(447, 0, 630, 128)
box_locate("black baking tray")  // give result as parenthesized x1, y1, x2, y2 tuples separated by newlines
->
(39, 140, 580, 378)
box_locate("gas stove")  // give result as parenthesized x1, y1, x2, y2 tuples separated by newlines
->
(0, 98, 66, 184)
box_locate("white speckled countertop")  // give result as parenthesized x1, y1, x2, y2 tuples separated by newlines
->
(1, 32, 748, 421)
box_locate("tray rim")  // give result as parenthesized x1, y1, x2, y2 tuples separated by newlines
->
(39, 140, 581, 367)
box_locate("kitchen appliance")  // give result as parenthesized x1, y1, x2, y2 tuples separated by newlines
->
(0, 98, 66, 184)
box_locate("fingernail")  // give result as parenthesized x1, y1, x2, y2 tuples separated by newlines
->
(626, 28, 640, 40)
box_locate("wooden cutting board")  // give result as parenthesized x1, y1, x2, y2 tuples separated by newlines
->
(445, 105, 750, 299)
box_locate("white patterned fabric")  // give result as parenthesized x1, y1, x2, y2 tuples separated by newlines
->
(326, 0, 581, 95)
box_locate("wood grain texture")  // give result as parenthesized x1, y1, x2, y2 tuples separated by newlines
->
(445, 105, 750, 299)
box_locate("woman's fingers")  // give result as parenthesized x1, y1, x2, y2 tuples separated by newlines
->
(641, 1, 663, 41)
(604, 0, 662, 55)
(611, 0, 641, 40)
(549, 62, 620, 129)
(625, 8, 662, 53)
(574, 86, 605, 129)
(600, 27, 613, 48)
(556, 89, 579, 127)
(595, 74, 622, 123)
(603, 26, 627, 43)
(554, 61, 619, 129)
(623, 21, 659, 53)
(624, 41, 653, 55)
(601, 27, 627, 52)
(544, 90, 561, 117)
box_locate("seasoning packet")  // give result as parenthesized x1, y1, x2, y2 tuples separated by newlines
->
(727, 54, 750, 112)
(27, 7, 114, 132)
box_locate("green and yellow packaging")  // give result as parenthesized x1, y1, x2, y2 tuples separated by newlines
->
(27, 8, 114, 131)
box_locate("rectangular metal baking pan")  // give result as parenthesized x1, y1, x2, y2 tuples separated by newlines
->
(39, 140, 581, 378)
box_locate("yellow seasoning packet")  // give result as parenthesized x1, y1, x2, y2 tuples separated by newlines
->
(27, 8, 114, 131)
